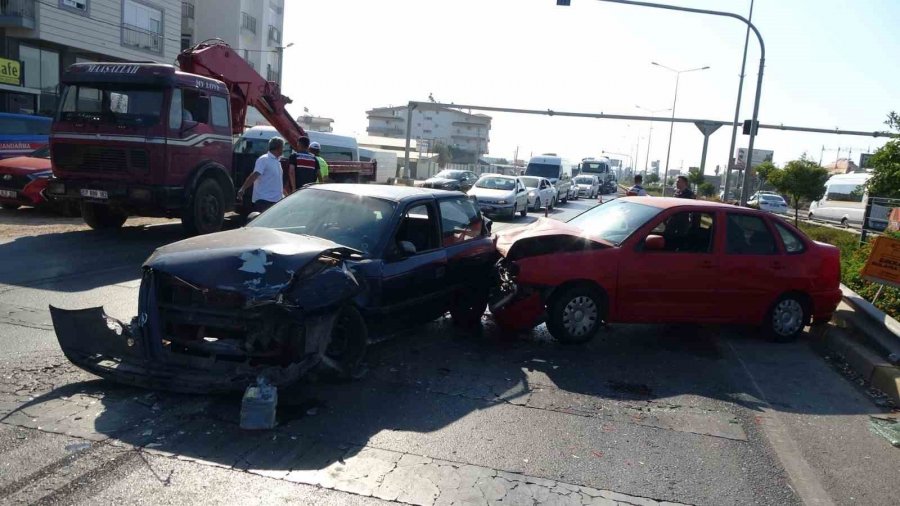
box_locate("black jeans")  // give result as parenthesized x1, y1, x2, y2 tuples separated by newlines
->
(253, 200, 278, 213)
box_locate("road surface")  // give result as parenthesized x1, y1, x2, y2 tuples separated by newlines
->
(0, 194, 896, 505)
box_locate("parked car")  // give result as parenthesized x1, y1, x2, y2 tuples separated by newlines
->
(520, 176, 556, 212)
(468, 174, 528, 219)
(602, 179, 619, 195)
(490, 198, 841, 344)
(748, 194, 789, 215)
(0, 146, 52, 210)
(50, 185, 497, 393)
(422, 169, 479, 192)
(808, 173, 870, 228)
(573, 175, 600, 199)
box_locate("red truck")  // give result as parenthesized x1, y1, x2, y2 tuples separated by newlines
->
(46, 40, 375, 235)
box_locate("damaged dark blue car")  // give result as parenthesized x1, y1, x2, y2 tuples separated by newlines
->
(50, 185, 496, 393)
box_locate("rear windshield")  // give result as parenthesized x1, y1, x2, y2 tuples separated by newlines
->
(520, 177, 540, 188)
(475, 177, 516, 191)
(525, 163, 560, 179)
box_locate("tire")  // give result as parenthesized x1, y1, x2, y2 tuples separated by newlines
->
(183, 178, 225, 235)
(840, 217, 849, 228)
(450, 285, 489, 329)
(548, 198, 555, 211)
(561, 191, 568, 204)
(81, 203, 127, 230)
(807, 212, 814, 220)
(547, 285, 605, 344)
(1, 203, 20, 210)
(764, 294, 809, 342)
(324, 305, 368, 379)
(520, 204, 527, 217)
(511, 203, 518, 220)
(533, 197, 541, 212)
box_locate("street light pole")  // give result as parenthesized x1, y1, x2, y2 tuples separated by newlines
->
(636, 105, 671, 179)
(723, 0, 755, 203)
(275, 42, 294, 88)
(652, 63, 709, 196)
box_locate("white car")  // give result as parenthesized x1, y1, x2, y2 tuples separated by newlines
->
(573, 174, 600, 198)
(749, 194, 789, 215)
(520, 176, 556, 212)
(467, 174, 529, 219)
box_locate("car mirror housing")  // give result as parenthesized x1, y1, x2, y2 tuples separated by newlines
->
(245, 212, 261, 224)
(644, 235, 666, 251)
(483, 217, 493, 234)
(399, 240, 417, 256)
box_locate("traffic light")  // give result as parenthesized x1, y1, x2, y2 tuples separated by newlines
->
(557, 0, 571, 5)
(742, 119, 759, 135)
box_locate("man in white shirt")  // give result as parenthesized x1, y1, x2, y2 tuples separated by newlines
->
(237, 137, 285, 213)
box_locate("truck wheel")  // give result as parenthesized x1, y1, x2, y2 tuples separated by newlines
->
(324, 305, 368, 380)
(547, 284, 606, 344)
(82, 203, 127, 230)
(183, 178, 225, 235)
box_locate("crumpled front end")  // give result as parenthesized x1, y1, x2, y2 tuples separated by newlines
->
(50, 237, 363, 394)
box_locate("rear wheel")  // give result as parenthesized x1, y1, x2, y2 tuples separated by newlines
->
(183, 178, 225, 236)
(1, 203, 20, 211)
(533, 197, 541, 212)
(520, 204, 527, 217)
(548, 197, 555, 211)
(82, 203, 127, 230)
(840, 217, 849, 228)
(324, 305, 368, 379)
(764, 294, 809, 342)
(547, 285, 605, 344)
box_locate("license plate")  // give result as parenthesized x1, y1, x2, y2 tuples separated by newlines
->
(80, 189, 108, 199)
(480, 205, 495, 211)
(0, 189, 15, 198)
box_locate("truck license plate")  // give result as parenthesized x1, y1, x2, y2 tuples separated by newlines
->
(0, 190, 15, 198)
(80, 189, 108, 199)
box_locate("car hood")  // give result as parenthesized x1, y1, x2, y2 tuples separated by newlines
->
(494, 218, 611, 257)
(470, 188, 514, 199)
(0, 156, 51, 175)
(144, 227, 360, 300)
(424, 177, 458, 185)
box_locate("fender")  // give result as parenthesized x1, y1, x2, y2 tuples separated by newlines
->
(184, 161, 236, 212)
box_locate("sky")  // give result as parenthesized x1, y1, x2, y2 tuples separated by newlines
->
(280, 0, 900, 175)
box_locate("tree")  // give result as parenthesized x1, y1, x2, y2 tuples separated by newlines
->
(867, 112, 900, 199)
(754, 160, 777, 189)
(687, 167, 705, 190)
(645, 173, 660, 184)
(433, 143, 452, 169)
(768, 157, 829, 226)
(698, 182, 716, 198)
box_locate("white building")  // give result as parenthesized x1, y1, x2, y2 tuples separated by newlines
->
(366, 105, 491, 162)
(1, 0, 181, 115)
(298, 114, 334, 133)
(182, 0, 285, 126)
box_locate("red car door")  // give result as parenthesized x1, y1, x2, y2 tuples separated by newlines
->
(717, 211, 784, 323)
(616, 208, 722, 323)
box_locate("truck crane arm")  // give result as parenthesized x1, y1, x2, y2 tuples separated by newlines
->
(176, 39, 306, 148)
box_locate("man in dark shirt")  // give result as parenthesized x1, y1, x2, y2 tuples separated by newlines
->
(288, 136, 319, 192)
(674, 175, 695, 199)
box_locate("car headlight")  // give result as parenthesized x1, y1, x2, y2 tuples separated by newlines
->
(497, 200, 508, 205)
(528, 191, 536, 197)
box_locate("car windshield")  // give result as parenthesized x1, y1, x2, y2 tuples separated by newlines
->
(525, 163, 559, 179)
(434, 170, 465, 180)
(249, 188, 397, 255)
(475, 177, 516, 191)
(58, 85, 164, 126)
(574, 176, 594, 184)
(520, 177, 541, 188)
(567, 200, 662, 245)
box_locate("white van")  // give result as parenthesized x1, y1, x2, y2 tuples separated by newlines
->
(524, 155, 575, 204)
(808, 173, 871, 227)
(234, 126, 360, 161)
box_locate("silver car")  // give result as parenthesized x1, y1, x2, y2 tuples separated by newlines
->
(573, 175, 600, 198)
(468, 174, 529, 218)
(520, 176, 557, 212)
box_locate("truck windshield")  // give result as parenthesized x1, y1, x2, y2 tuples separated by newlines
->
(581, 161, 609, 175)
(249, 188, 397, 255)
(525, 163, 559, 179)
(58, 85, 164, 126)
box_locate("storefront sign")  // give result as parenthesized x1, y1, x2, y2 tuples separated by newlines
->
(862, 235, 900, 289)
(0, 57, 23, 86)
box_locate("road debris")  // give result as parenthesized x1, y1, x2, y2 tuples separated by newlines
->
(868, 415, 900, 447)
(240, 377, 278, 430)
(65, 441, 91, 453)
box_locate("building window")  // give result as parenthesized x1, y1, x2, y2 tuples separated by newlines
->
(18, 45, 60, 115)
(181, 35, 192, 50)
(241, 12, 257, 34)
(266, 64, 279, 83)
(268, 26, 281, 44)
(60, 0, 89, 15)
(122, 0, 164, 54)
(181, 1, 193, 19)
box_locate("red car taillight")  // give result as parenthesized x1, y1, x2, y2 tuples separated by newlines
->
(819, 246, 841, 290)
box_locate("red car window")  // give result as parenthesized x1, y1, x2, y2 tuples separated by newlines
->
(646, 211, 715, 253)
(774, 221, 806, 254)
(725, 214, 777, 255)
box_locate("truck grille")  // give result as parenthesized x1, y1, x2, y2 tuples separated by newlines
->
(53, 144, 149, 173)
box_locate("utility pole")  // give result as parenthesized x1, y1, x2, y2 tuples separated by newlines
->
(722, 0, 755, 204)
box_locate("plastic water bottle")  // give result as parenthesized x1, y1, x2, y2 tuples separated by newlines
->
(240, 377, 278, 430)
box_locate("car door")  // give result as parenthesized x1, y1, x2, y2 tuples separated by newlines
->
(540, 178, 553, 204)
(716, 211, 784, 323)
(514, 179, 528, 209)
(616, 208, 722, 322)
(438, 196, 496, 298)
(377, 200, 449, 330)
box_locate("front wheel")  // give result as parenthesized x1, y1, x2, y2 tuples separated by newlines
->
(82, 203, 127, 230)
(532, 197, 541, 212)
(520, 203, 527, 217)
(548, 198, 555, 211)
(764, 294, 809, 342)
(183, 178, 225, 235)
(547, 285, 605, 344)
(324, 305, 368, 379)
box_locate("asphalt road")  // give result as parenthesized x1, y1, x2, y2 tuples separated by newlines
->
(0, 194, 897, 505)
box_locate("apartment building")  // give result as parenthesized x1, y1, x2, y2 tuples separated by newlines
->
(297, 114, 333, 133)
(366, 105, 491, 161)
(0, 0, 181, 115)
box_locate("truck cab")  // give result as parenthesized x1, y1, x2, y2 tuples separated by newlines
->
(48, 63, 236, 234)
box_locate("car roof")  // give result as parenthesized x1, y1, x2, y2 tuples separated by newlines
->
(313, 184, 460, 202)
(478, 173, 515, 179)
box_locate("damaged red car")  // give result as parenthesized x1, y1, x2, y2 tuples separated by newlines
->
(491, 198, 842, 343)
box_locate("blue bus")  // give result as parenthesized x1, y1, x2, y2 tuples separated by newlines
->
(0, 113, 51, 160)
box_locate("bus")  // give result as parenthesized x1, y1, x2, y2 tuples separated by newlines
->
(0, 113, 51, 160)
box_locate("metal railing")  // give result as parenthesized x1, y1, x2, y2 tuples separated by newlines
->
(122, 23, 162, 53)
(0, 0, 35, 19)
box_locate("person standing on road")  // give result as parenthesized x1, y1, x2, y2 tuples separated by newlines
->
(237, 136, 285, 213)
(309, 142, 330, 183)
(289, 136, 318, 192)
(627, 174, 648, 196)
(674, 175, 695, 199)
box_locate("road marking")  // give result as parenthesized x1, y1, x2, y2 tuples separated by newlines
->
(726, 340, 835, 506)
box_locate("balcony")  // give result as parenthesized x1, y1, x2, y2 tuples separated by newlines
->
(122, 24, 163, 53)
(367, 126, 405, 137)
(0, 0, 36, 29)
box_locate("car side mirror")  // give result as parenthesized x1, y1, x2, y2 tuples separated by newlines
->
(399, 240, 417, 256)
(246, 211, 260, 224)
(483, 217, 493, 234)
(644, 235, 666, 251)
